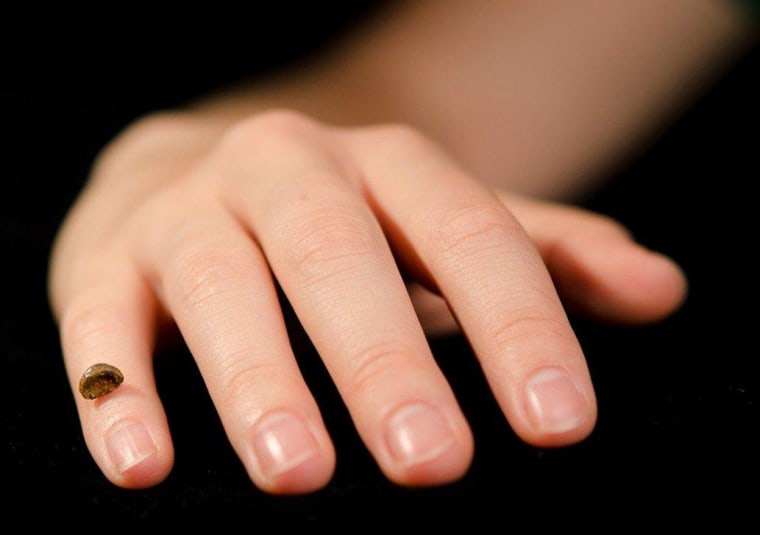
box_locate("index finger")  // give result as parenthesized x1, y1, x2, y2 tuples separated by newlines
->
(344, 125, 596, 446)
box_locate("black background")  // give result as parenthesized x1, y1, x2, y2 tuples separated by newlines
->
(3, 2, 759, 526)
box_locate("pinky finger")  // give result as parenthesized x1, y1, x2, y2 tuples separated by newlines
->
(502, 193, 688, 324)
(58, 265, 174, 489)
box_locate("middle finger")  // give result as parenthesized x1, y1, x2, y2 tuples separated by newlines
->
(217, 113, 474, 486)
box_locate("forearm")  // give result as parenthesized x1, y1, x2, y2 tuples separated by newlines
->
(349, 0, 755, 199)
(190, 0, 754, 199)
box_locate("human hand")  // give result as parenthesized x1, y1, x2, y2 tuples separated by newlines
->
(48, 110, 687, 494)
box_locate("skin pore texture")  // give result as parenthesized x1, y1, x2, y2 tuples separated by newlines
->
(48, 0, 753, 495)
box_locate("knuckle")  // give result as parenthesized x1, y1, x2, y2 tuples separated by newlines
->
(429, 200, 514, 260)
(371, 123, 428, 145)
(94, 112, 201, 175)
(360, 122, 437, 156)
(61, 302, 125, 350)
(247, 109, 316, 131)
(217, 357, 287, 411)
(344, 340, 407, 397)
(281, 208, 376, 280)
(123, 112, 199, 144)
(169, 243, 249, 311)
(488, 310, 565, 350)
(217, 109, 320, 157)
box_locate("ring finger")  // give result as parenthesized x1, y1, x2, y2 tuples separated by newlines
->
(138, 188, 335, 495)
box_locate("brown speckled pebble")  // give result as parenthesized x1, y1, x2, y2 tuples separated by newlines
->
(79, 363, 124, 400)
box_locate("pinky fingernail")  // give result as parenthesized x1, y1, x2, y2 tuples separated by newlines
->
(524, 368, 587, 434)
(106, 420, 157, 473)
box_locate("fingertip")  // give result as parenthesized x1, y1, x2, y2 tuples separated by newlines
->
(597, 244, 689, 324)
(251, 456, 336, 496)
(101, 417, 173, 489)
(510, 366, 597, 449)
(379, 402, 474, 488)
(636, 248, 689, 321)
(239, 411, 336, 495)
(521, 419, 597, 449)
(78, 386, 174, 490)
(387, 439, 474, 488)
(551, 235, 689, 325)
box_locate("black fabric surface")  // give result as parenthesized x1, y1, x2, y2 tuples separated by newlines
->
(3, 5, 759, 526)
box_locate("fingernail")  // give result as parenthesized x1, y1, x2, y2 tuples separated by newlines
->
(524, 367, 588, 434)
(106, 420, 157, 474)
(251, 412, 320, 478)
(386, 403, 454, 467)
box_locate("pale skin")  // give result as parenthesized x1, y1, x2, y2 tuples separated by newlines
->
(48, 0, 754, 495)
